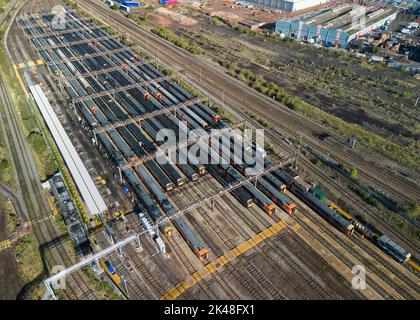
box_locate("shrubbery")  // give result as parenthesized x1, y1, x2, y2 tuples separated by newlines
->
(151, 26, 204, 55)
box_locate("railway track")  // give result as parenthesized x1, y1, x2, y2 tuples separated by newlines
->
(122, 213, 188, 290)
(298, 154, 420, 259)
(185, 172, 349, 299)
(13, 0, 417, 301)
(76, 0, 420, 205)
(166, 235, 217, 299)
(244, 113, 420, 274)
(0, 72, 95, 299)
(291, 212, 392, 299)
(292, 198, 420, 300)
(94, 229, 152, 300)
(2, 0, 99, 299)
(198, 175, 363, 299)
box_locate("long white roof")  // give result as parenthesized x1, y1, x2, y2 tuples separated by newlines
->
(29, 85, 107, 217)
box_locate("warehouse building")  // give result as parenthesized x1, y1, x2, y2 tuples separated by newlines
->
(275, 4, 398, 47)
(248, 0, 330, 12)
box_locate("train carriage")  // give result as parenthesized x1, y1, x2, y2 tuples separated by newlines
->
(257, 178, 296, 215)
(144, 160, 175, 191)
(207, 164, 253, 208)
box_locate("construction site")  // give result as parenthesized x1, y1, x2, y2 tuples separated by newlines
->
(0, 0, 418, 301)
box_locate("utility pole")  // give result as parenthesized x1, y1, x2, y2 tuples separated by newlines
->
(294, 136, 302, 170)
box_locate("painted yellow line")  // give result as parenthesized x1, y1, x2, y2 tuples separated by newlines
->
(0, 240, 11, 250)
(15, 60, 45, 70)
(161, 220, 287, 300)
(408, 258, 420, 272)
(12, 64, 28, 97)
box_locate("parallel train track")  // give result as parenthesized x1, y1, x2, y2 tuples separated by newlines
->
(292, 199, 420, 300)
(2, 0, 98, 299)
(76, 0, 420, 205)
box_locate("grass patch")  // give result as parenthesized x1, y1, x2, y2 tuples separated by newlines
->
(151, 26, 204, 55)
(54, 214, 68, 235)
(0, 142, 13, 186)
(14, 235, 43, 285)
(82, 266, 123, 300)
(220, 60, 420, 171)
(0, 45, 57, 181)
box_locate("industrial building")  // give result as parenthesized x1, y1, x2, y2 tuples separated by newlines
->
(275, 4, 398, 47)
(248, 0, 329, 12)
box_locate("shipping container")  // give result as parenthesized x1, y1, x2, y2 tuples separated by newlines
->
(159, 0, 177, 4)
(121, 1, 140, 7)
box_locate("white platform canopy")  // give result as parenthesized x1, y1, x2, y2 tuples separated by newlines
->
(30, 84, 107, 218)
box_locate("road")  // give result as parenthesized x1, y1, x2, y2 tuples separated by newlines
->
(75, 0, 420, 206)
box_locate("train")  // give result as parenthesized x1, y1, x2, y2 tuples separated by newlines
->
(207, 164, 253, 208)
(135, 165, 209, 261)
(374, 235, 411, 264)
(123, 169, 172, 236)
(225, 166, 275, 215)
(273, 169, 412, 263)
(273, 169, 354, 234)
(210, 133, 295, 216)
(257, 177, 296, 215)
(25, 12, 214, 263)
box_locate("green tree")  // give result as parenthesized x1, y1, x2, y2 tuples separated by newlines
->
(350, 166, 358, 178)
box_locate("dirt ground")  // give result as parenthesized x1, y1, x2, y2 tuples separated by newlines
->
(136, 0, 338, 25)
(135, 5, 420, 151)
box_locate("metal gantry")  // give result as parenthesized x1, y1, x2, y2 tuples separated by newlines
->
(40, 35, 119, 51)
(93, 98, 205, 134)
(64, 60, 150, 81)
(44, 47, 136, 66)
(22, 10, 79, 20)
(71, 75, 173, 103)
(116, 121, 246, 170)
(42, 156, 294, 299)
(43, 232, 141, 300)
(27, 25, 103, 39)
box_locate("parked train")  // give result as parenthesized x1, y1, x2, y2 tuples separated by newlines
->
(257, 177, 296, 215)
(273, 169, 411, 263)
(135, 165, 209, 261)
(273, 169, 354, 234)
(123, 169, 173, 236)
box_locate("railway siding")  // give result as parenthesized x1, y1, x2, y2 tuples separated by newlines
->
(161, 220, 287, 300)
